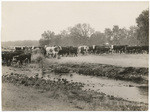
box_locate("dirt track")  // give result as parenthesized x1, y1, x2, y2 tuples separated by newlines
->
(49, 54, 148, 68)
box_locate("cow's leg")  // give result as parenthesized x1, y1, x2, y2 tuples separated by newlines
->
(18, 61, 21, 67)
(6, 60, 9, 66)
(52, 53, 54, 58)
(20, 60, 23, 65)
(55, 53, 57, 58)
(29, 57, 31, 63)
(46, 53, 49, 58)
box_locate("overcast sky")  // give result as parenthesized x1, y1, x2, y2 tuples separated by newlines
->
(2, 1, 149, 42)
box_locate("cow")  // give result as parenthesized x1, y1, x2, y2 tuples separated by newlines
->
(12, 53, 31, 65)
(2, 50, 24, 66)
(94, 46, 110, 54)
(142, 46, 149, 54)
(68, 46, 78, 57)
(58, 47, 70, 57)
(40, 47, 46, 56)
(78, 46, 89, 55)
(88, 45, 97, 54)
(46, 46, 61, 58)
(113, 45, 127, 54)
(2, 51, 12, 65)
(15, 47, 22, 51)
(58, 46, 78, 57)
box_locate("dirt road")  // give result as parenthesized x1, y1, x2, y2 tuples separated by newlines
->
(49, 54, 148, 68)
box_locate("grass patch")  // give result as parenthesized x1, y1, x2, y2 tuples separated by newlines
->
(47, 62, 148, 83)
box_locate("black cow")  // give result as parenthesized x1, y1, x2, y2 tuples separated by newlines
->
(13, 53, 31, 65)
(58, 47, 69, 57)
(2, 50, 24, 66)
(94, 46, 110, 54)
(88, 45, 98, 54)
(113, 45, 127, 54)
(126, 46, 142, 54)
(69, 46, 78, 57)
(58, 46, 78, 57)
(2, 51, 12, 65)
(141, 46, 149, 54)
(15, 47, 22, 51)
(88, 46, 93, 54)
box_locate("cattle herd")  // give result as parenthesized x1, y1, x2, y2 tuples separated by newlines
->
(2, 45, 149, 66)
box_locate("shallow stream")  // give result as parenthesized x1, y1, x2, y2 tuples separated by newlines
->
(44, 73, 148, 103)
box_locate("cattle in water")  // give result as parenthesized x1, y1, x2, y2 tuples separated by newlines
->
(78, 46, 89, 55)
(46, 46, 61, 58)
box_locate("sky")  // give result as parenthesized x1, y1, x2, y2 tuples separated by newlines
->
(2, 1, 149, 42)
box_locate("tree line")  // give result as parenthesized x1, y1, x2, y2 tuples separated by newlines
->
(2, 40, 39, 47)
(39, 9, 149, 47)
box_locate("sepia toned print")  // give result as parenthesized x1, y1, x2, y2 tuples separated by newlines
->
(1, 1, 149, 111)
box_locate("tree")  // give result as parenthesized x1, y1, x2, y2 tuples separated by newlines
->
(112, 25, 120, 45)
(60, 29, 73, 46)
(39, 38, 49, 47)
(53, 35, 61, 45)
(118, 28, 128, 45)
(60, 30, 70, 38)
(69, 23, 94, 46)
(41, 31, 55, 45)
(104, 28, 113, 44)
(90, 31, 106, 45)
(136, 9, 149, 45)
(127, 26, 139, 45)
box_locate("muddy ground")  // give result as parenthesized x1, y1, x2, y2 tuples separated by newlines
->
(2, 54, 149, 111)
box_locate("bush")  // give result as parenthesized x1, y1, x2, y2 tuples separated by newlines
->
(32, 54, 45, 63)
(54, 66, 70, 73)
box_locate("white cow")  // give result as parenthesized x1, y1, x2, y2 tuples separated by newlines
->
(46, 46, 60, 58)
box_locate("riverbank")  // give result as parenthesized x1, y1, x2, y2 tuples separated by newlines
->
(46, 62, 148, 84)
(2, 72, 148, 111)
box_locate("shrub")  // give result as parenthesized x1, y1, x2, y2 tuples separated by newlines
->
(54, 66, 70, 73)
(32, 53, 45, 63)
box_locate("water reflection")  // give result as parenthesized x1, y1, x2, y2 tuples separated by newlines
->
(45, 73, 148, 103)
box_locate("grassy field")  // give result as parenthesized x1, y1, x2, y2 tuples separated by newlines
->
(48, 54, 148, 68)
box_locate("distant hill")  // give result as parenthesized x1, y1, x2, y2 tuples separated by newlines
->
(1, 40, 39, 47)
